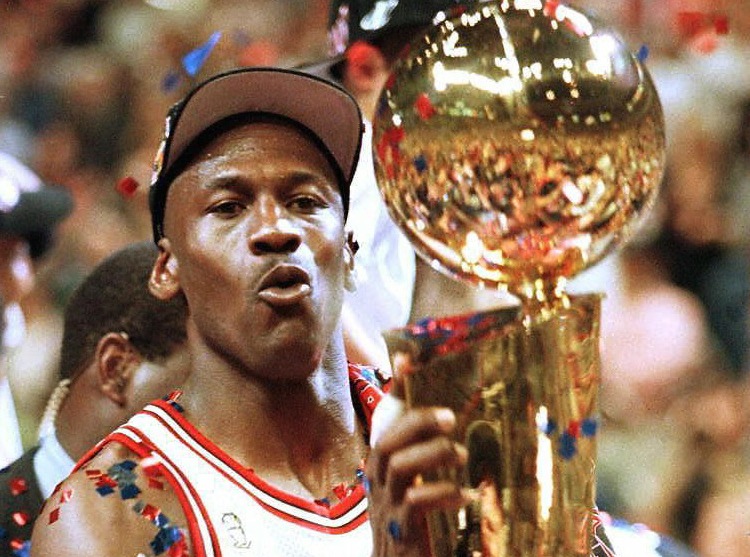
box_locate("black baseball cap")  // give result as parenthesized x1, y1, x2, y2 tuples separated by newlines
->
(149, 67, 364, 242)
(0, 152, 73, 258)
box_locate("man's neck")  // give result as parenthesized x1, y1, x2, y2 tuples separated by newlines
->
(178, 348, 368, 500)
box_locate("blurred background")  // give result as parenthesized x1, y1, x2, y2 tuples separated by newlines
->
(0, 0, 748, 554)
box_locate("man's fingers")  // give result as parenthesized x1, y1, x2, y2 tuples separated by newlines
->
(369, 407, 457, 487)
(385, 437, 467, 501)
(374, 407, 456, 455)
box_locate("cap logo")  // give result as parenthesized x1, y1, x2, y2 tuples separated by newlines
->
(151, 114, 172, 187)
(360, 0, 399, 31)
(328, 4, 351, 56)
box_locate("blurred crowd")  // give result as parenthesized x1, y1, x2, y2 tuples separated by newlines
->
(1, 0, 749, 555)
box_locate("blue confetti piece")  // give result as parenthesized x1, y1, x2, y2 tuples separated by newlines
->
(96, 485, 115, 497)
(0, 525, 7, 539)
(182, 31, 222, 77)
(11, 540, 31, 557)
(543, 418, 557, 435)
(154, 513, 170, 528)
(161, 70, 182, 92)
(120, 483, 141, 500)
(581, 417, 598, 437)
(558, 432, 577, 460)
(636, 44, 649, 62)
(151, 526, 183, 554)
(387, 519, 403, 541)
(150, 534, 166, 555)
(413, 154, 428, 173)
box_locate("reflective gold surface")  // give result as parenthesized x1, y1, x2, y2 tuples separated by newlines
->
(373, 0, 665, 300)
(376, 2, 667, 555)
(384, 294, 602, 557)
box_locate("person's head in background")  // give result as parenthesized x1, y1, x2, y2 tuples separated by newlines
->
(0, 151, 73, 349)
(322, 0, 463, 121)
(38, 241, 190, 462)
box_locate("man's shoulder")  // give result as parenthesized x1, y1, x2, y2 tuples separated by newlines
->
(30, 443, 191, 557)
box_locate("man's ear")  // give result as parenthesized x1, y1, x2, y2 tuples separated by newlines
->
(149, 238, 181, 300)
(97, 332, 141, 407)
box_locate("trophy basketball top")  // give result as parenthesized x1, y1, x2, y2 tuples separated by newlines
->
(372, 0, 666, 303)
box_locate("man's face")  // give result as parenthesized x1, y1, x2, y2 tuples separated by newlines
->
(159, 119, 348, 380)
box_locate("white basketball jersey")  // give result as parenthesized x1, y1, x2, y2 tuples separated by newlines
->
(88, 365, 388, 557)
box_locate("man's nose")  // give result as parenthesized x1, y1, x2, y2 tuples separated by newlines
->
(248, 198, 302, 255)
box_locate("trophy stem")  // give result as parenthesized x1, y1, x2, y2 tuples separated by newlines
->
(384, 293, 602, 556)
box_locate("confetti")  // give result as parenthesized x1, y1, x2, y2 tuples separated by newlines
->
(182, 31, 222, 77)
(115, 176, 139, 198)
(558, 431, 577, 460)
(677, 11, 730, 38)
(414, 92, 436, 120)
(59, 488, 73, 503)
(9, 477, 28, 497)
(10, 539, 30, 557)
(413, 154, 428, 173)
(636, 44, 649, 62)
(11, 512, 30, 527)
(48, 507, 60, 525)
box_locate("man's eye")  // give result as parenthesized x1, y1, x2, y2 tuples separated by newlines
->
(289, 196, 326, 211)
(209, 200, 244, 216)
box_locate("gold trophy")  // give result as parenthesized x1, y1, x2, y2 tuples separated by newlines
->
(372, 1, 665, 555)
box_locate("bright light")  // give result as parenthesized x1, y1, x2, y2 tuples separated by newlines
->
(433, 62, 523, 95)
(536, 407, 554, 521)
(461, 231, 485, 264)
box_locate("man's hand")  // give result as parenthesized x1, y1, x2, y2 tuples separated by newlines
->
(367, 405, 470, 556)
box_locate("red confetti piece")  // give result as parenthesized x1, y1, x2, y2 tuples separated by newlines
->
(59, 488, 73, 504)
(332, 482, 349, 500)
(12, 511, 30, 527)
(115, 176, 140, 198)
(9, 477, 28, 496)
(168, 535, 189, 557)
(95, 476, 118, 488)
(414, 93, 436, 120)
(85, 469, 102, 478)
(714, 15, 729, 35)
(567, 420, 581, 438)
(48, 508, 60, 524)
(141, 456, 163, 477)
(141, 503, 161, 522)
(543, 0, 560, 18)
(10, 539, 24, 551)
(148, 478, 165, 491)
(676, 11, 730, 38)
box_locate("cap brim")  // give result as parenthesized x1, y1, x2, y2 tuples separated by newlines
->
(0, 186, 73, 238)
(167, 68, 363, 189)
(295, 55, 346, 83)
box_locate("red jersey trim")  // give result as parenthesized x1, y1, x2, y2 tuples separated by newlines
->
(142, 403, 369, 533)
(115, 426, 220, 557)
